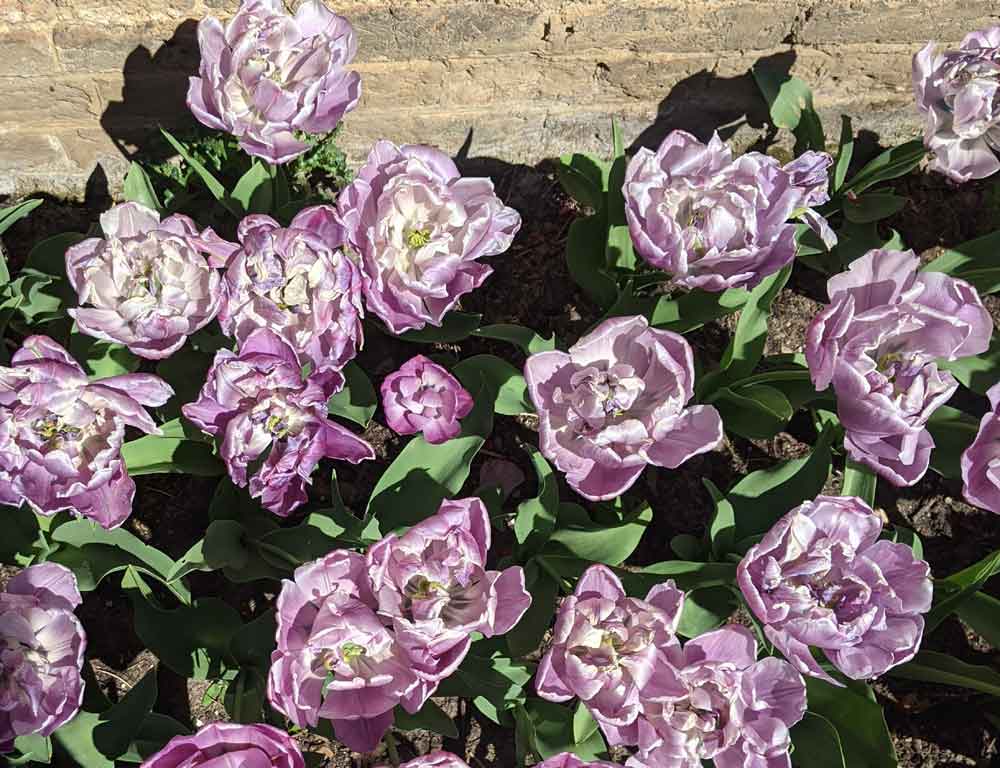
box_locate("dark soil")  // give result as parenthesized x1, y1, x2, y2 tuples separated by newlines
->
(3, 158, 1000, 767)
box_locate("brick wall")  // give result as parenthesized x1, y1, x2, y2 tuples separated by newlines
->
(1, 0, 998, 198)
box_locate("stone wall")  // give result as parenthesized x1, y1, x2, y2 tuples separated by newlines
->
(1, 0, 998, 198)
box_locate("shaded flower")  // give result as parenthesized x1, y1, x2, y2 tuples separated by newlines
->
(182, 328, 374, 516)
(629, 626, 806, 768)
(268, 550, 419, 753)
(0, 563, 86, 752)
(140, 722, 304, 768)
(338, 140, 521, 333)
(525, 315, 722, 501)
(65, 202, 222, 359)
(0, 336, 172, 528)
(962, 381, 1000, 513)
(805, 249, 992, 485)
(368, 497, 531, 711)
(623, 130, 835, 291)
(387, 752, 473, 768)
(188, 0, 361, 163)
(913, 27, 1000, 182)
(536, 565, 684, 746)
(738, 495, 933, 682)
(380, 355, 473, 444)
(538, 755, 621, 768)
(214, 206, 365, 372)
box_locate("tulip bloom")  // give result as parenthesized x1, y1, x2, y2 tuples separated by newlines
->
(525, 315, 722, 501)
(0, 336, 172, 528)
(182, 328, 374, 516)
(629, 626, 806, 768)
(738, 495, 933, 682)
(0, 564, 86, 752)
(368, 497, 531, 710)
(623, 130, 835, 291)
(188, 0, 361, 163)
(806, 249, 991, 485)
(380, 355, 473, 444)
(65, 202, 222, 359)
(913, 27, 1000, 182)
(536, 565, 684, 746)
(962, 381, 1000, 513)
(213, 206, 365, 372)
(140, 723, 304, 768)
(338, 140, 521, 333)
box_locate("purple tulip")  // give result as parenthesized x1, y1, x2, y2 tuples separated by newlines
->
(140, 722, 304, 768)
(962, 381, 1000, 513)
(268, 550, 420, 753)
(538, 755, 621, 768)
(65, 202, 223, 360)
(182, 328, 374, 516)
(337, 140, 521, 334)
(738, 495, 933, 683)
(536, 565, 684, 746)
(806, 249, 992, 485)
(187, 0, 361, 164)
(387, 753, 472, 768)
(913, 27, 1000, 182)
(211, 206, 365, 372)
(0, 563, 86, 752)
(628, 626, 806, 768)
(368, 497, 530, 710)
(0, 336, 172, 528)
(380, 355, 473, 444)
(623, 130, 835, 292)
(524, 315, 723, 501)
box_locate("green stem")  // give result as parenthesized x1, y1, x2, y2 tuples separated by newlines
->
(384, 731, 400, 768)
(253, 540, 302, 569)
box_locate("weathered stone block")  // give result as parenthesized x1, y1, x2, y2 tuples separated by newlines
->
(0, 29, 57, 77)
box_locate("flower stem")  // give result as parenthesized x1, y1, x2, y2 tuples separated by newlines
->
(385, 731, 401, 768)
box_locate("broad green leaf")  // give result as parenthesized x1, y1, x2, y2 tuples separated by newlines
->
(711, 383, 794, 439)
(223, 668, 268, 725)
(453, 354, 532, 415)
(925, 547, 1000, 632)
(567, 215, 617, 309)
(474, 323, 556, 355)
(842, 459, 877, 507)
(890, 650, 1000, 696)
(606, 224, 636, 271)
(514, 445, 559, 557)
(399, 310, 482, 343)
(122, 162, 161, 212)
(955, 590, 1000, 648)
(367, 382, 492, 531)
(677, 586, 737, 638)
(522, 699, 608, 761)
(832, 115, 854, 193)
(547, 501, 651, 566)
(160, 128, 239, 216)
(705, 479, 736, 558)
(117, 714, 189, 763)
(572, 702, 600, 745)
(556, 153, 609, 210)
(0, 505, 49, 567)
(752, 66, 825, 150)
(844, 139, 926, 195)
(926, 404, 978, 480)
(649, 287, 748, 333)
(326, 361, 377, 426)
(231, 161, 273, 214)
(831, 220, 903, 271)
(843, 192, 906, 224)
(256, 510, 364, 565)
(395, 699, 459, 739)
(804, 677, 897, 768)
(940, 335, 1000, 394)
(11, 733, 52, 765)
(0, 197, 42, 239)
(506, 561, 559, 657)
(121, 417, 223, 477)
(437, 643, 533, 724)
(69, 331, 140, 379)
(26, 232, 84, 277)
(621, 561, 738, 596)
(923, 228, 1000, 294)
(791, 712, 847, 768)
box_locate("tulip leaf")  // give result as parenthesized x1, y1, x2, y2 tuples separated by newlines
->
(10, 733, 52, 765)
(0, 197, 42, 241)
(231, 161, 273, 215)
(69, 330, 140, 379)
(160, 128, 240, 216)
(473, 323, 557, 355)
(925, 547, 1000, 632)
(521, 699, 609, 761)
(514, 445, 559, 557)
(326, 361, 377, 427)
(556, 153, 609, 210)
(940, 335, 1000, 394)
(395, 699, 459, 739)
(572, 702, 600, 745)
(843, 192, 906, 224)
(926, 404, 978, 480)
(0, 505, 52, 567)
(791, 712, 847, 768)
(923, 228, 1000, 295)
(843, 139, 926, 195)
(677, 586, 737, 638)
(752, 66, 825, 151)
(437, 642, 533, 724)
(506, 560, 559, 657)
(117, 714, 190, 763)
(121, 418, 224, 477)
(122, 162, 162, 212)
(711, 383, 794, 439)
(546, 501, 652, 566)
(705, 478, 736, 558)
(842, 459, 877, 507)
(620, 561, 739, 595)
(803, 677, 897, 768)
(453, 353, 533, 415)
(567, 214, 617, 309)
(648, 287, 748, 333)
(832, 115, 854, 193)
(398, 310, 482, 343)
(890, 650, 1000, 697)
(955, 590, 1000, 648)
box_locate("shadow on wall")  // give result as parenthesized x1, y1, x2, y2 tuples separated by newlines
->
(100, 19, 202, 164)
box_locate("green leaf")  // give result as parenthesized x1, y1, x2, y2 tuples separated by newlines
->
(556, 153, 609, 210)
(453, 354, 533, 415)
(522, 699, 608, 761)
(620, 561, 738, 596)
(231, 161, 273, 214)
(705, 479, 736, 558)
(803, 677, 897, 768)
(366, 381, 492, 532)
(474, 323, 556, 355)
(547, 501, 651, 566)
(122, 162, 162, 212)
(572, 702, 600, 745)
(791, 712, 847, 768)
(506, 561, 559, 657)
(326, 361, 377, 427)
(832, 116, 854, 193)
(160, 128, 239, 216)
(11, 733, 52, 765)
(0, 197, 42, 239)
(26, 232, 84, 277)
(676, 586, 736, 638)
(0, 505, 49, 567)
(752, 66, 825, 150)
(256, 510, 364, 565)
(514, 445, 559, 557)
(69, 331, 140, 379)
(842, 459, 877, 506)
(843, 192, 906, 224)
(729, 424, 834, 540)
(567, 214, 617, 309)
(649, 287, 748, 333)
(890, 650, 1000, 696)
(395, 699, 459, 738)
(399, 310, 482, 343)
(925, 547, 1000, 632)
(121, 418, 223, 477)
(711, 383, 794, 439)
(223, 667, 268, 725)
(117, 714, 190, 763)
(923, 228, 1000, 295)
(843, 139, 926, 195)
(940, 335, 1000, 394)
(926, 404, 978, 480)
(955, 589, 1000, 648)
(436, 643, 533, 724)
